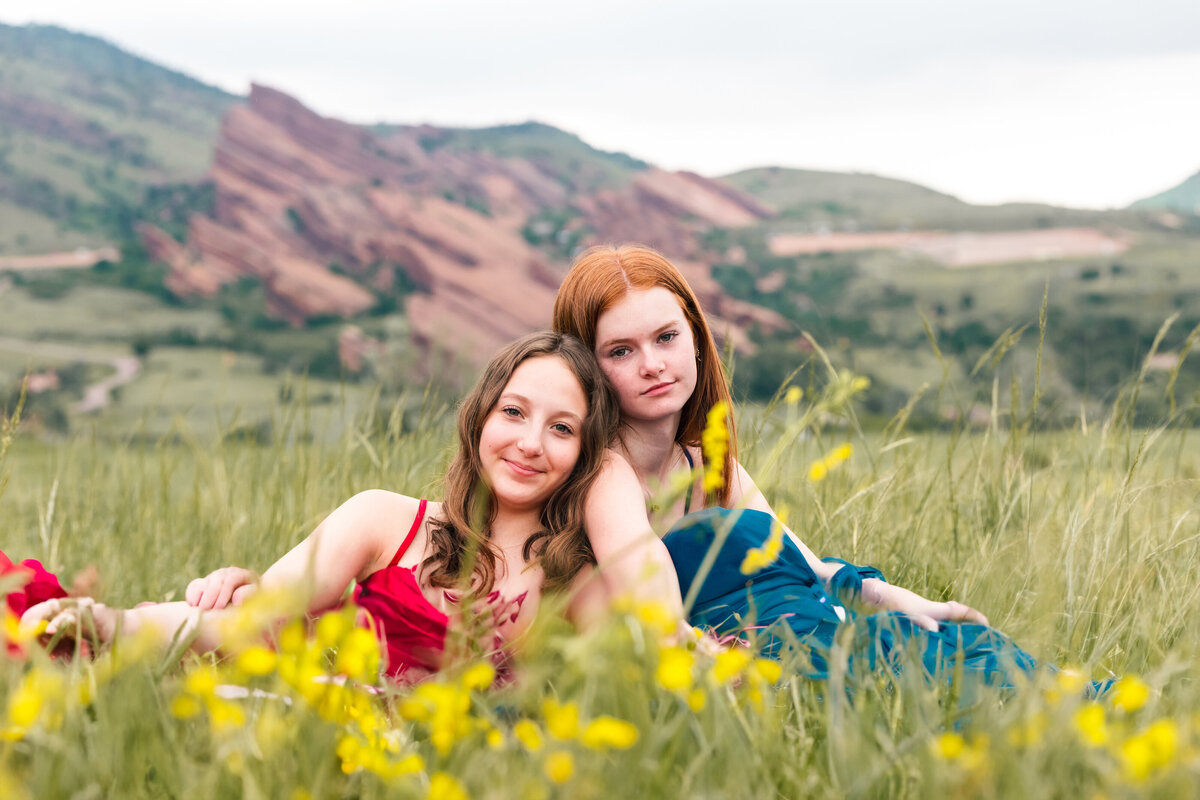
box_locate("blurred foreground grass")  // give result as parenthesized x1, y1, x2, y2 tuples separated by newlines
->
(2, 375, 1200, 798)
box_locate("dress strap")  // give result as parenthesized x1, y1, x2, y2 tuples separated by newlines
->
(388, 499, 428, 567)
(681, 447, 696, 515)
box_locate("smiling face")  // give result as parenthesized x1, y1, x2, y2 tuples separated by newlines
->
(478, 355, 589, 514)
(593, 287, 699, 425)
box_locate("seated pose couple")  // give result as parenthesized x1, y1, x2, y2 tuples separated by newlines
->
(14, 244, 1057, 689)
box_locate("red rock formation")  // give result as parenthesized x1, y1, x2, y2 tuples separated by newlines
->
(146, 84, 780, 363)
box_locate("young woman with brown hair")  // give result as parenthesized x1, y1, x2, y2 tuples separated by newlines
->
(17, 332, 619, 681)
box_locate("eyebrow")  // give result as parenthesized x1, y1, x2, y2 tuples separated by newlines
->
(596, 319, 684, 352)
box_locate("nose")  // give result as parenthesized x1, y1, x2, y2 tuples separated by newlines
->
(516, 428, 543, 457)
(639, 347, 665, 377)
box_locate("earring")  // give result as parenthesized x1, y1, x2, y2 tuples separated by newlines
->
(696, 349, 701, 362)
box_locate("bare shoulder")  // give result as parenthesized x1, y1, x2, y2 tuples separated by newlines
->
(600, 447, 636, 475)
(592, 448, 643, 499)
(326, 490, 425, 550)
(336, 489, 423, 524)
(728, 459, 768, 510)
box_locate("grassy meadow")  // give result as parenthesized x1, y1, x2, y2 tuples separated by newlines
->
(2, 344, 1200, 799)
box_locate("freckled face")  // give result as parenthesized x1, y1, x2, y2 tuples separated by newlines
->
(478, 356, 588, 513)
(593, 287, 698, 424)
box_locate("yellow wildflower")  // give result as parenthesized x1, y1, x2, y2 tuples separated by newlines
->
(543, 751, 575, 783)
(635, 601, 676, 637)
(315, 607, 353, 650)
(4, 669, 65, 739)
(543, 698, 580, 740)
(184, 665, 219, 698)
(1057, 668, 1087, 694)
(785, 386, 803, 405)
(687, 688, 707, 712)
(582, 716, 639, 750)
(4, 608, 43, 649)
(656, 646, 694, 693)
(7, 676, 45, 730)
(486, 728, 505, 749)
(428, 772, 468, 800)
(753, 659, 782, 684)
(208, 698, 247, 733)
(701, 400, 730, 492)
(712, 647, 752, 684)
(461, 662, 496, 692)
(514, 719, 544, 752)
(1121, 735, 1155, 782)
(1111, 676, 1150, 713)
(392, 754, 425, 778)
(829, 443, 853, 464)
(1073, 703, 1109, 747)
(1121, 718, 1179, 782)
(807, 460, 829, 483)
(740, 517, 784, 575)
(744, 682, 764, 712)
(278, 618, 307, 656)
(932, 732, 990, 772)
(334, 627, 381, 681)
(933, 732, 966, 760)
(236, 646, 278, 677)
(169, 694, 202, 719)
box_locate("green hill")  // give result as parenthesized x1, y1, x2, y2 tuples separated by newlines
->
(1131, 169, 1200, 215)
(0, 23, 238, 254)
(381, 120, 649, 192)
(721, 166, 1149, 232)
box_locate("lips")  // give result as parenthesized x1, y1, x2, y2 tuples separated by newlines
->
(642, 381, 674, 396)
(504, 459, 543, 477)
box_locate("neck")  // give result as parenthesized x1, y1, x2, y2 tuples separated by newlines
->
(489, 507, 542, 552)
(618, 412, 683, 485)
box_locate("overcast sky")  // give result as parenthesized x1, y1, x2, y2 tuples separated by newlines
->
(4, 1, 1199, 208)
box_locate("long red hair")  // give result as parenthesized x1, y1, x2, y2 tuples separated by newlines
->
(552, 244, 737, 506)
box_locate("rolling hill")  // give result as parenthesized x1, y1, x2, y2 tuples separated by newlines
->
(0, 22, 237, 254)
(1132, 169, 1200, 215)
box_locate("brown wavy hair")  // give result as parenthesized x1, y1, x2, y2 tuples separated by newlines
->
(552, 243, 737, 506)
(422, 331, 618, 594)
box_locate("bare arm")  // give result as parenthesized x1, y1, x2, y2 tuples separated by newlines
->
(579, 452, 683, 618)
(729, 461, 987, 630)
(187, 490, 423, 610)
(27, 491, 424, 652)
(252, 490, 421, 610)
(730, 461, 842, 583)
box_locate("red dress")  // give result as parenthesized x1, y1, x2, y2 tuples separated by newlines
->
(352, 498, 449, 679)
(1, 550, 68, 655)
(353, 499, 528, 682)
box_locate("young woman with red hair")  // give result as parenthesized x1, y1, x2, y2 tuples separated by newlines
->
(553, 243, 1070, 688)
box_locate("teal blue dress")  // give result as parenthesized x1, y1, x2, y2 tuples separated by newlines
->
(663, 507, 1045, 688)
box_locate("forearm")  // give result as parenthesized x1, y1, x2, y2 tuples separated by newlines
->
(597, 536, 684, 616)
(121, 601, 231, 654)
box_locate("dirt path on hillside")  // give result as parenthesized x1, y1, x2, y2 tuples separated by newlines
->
(0, 336, 140, 413)
(0, 247, 120, 271)
(770, 227, 1131, 266)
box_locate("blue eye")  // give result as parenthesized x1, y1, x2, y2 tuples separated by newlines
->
(659, 331, 678, 344)
(608, 346, 631, 359)
(502, 406, 522, 418)
(552, 422, 575, 435)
